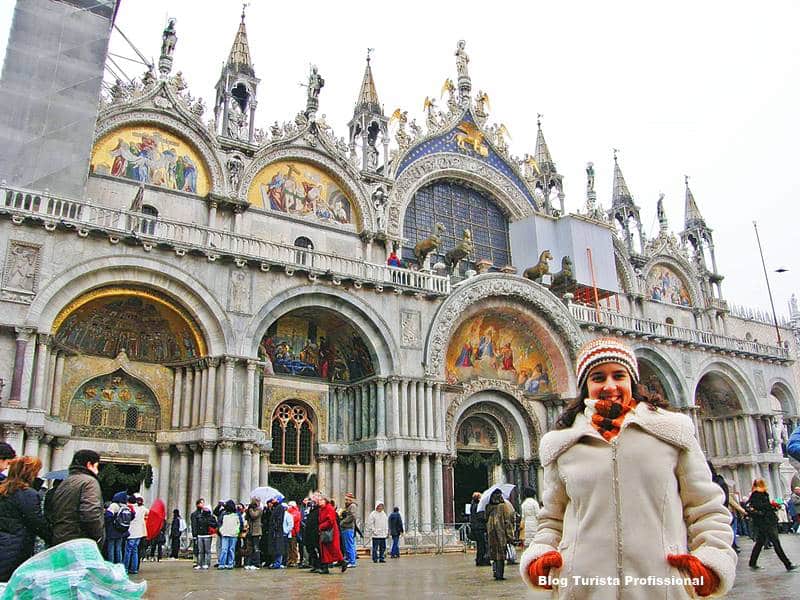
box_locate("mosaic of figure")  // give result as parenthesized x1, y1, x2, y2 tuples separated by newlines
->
(68, 369, 160, 432)
(55, 293, 201, 363)
(445, 310, 553, 393)
(249, 161, 353, 226)
(647, 265, 691, 306)
(458, 417, 497, 449)
(91, 127, 209, 195)
(258, 314, 374, 382)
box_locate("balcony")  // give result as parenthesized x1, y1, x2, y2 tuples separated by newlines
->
(569, 303, 791, 362)
(1, 183, 450, 296)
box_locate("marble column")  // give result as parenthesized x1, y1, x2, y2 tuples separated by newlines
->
(44, 349, 57, 415)
(362, 383, 370, 438)
(432, 454, 444, 527)
(30, 334, 50, 411)
(354, 387, 362, 440)
(376, 379, 386, 438)
(181, 367, 193, 428)
(251, 447, 261, 489)
(374, 452, 386, 505)
(406, 453, 419, 532)
(344, 388, 353, 442)
(364, 454, 374, 522)
(400, 380, 409, 437)
(259, 447, 270, 487)
(171, 368, 183, 428)
(416, 382, 425, 440)
(50, 352, 65, 417)
(38, 435, 53, 475)
(204, 359, 218, 425)
(392, 452, 405, 519)
(425, 383, 434, 439)
(329, 388, 338, 441)
(222, 357, 235, 426)
(346, 457, 356, 495)
(434, 384, 443, 440)
(408, 381, 418, 438)
(390, 378, 400, 438)
(157, 444, 172, 503)
(8, 327, 34, 406)
(443, 456, 455, 524)
(23, 427, 42, 457)
(332, 456, 342, 507)
(199, 442, 214, 502)
(383, 453, 394, 513)
(189, 444, 201, 505)
(355, 456, 365, 522)
(176, 444, 190, 520)
(197, 366, 207, 426)
(245, 360, 257, 428)
(317, 456, 328, 496)
(50, 437, 67, 471)
(419, 453, 432, 532)
(240, 443, 253, 502)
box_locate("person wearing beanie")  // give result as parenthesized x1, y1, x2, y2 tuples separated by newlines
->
(520, 338, 737, 598)
(340, 492, 358, 567)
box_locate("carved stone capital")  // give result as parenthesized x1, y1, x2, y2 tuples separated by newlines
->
(14, 326, 35, 341)
(36, 333, 52, 347)
(51, 436, 68, 448)
(373, 451, 387, 461)
(240, 442, 254, 453)
(200, 441, 216, 451)
(246, 359, 259, 371)
(156, 443, 172, 454)
(24, 427, 44, 441)
(218, 440, 234, 451)
(206, 357, 221, 369)
(175, 443, 190, 455)
(223, 356, 237, 368)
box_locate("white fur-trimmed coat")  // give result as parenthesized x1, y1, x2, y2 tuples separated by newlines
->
(520, 403, 736, 599)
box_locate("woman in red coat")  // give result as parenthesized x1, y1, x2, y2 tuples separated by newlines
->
(317, 495, 346, 574)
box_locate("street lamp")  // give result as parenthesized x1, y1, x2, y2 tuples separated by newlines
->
(753, 222, 783, 346)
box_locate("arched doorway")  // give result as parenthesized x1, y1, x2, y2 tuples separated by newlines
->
(454, 415, 502, 521)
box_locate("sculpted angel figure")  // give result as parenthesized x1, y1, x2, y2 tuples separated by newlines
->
(308, 65, 324, 100)
(423, 96, 440, 131)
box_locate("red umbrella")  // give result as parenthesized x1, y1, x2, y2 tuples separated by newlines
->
(146, 498, 166, 541)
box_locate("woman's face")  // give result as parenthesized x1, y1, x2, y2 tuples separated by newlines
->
(318, 497, 328, 507)
(586, 362, 633, 404)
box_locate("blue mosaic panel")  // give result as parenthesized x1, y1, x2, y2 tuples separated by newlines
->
(402, 181, 510, 269)
(396, 112, 536, 208)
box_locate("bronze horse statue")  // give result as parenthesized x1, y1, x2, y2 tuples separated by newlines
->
(523, 250, 553, 282)
(551, 255, 575, 287)
(445, 229, 474, 272)
(414, 222, 445, 266)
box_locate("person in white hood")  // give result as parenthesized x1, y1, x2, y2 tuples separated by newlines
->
(367, 502, 389, 563)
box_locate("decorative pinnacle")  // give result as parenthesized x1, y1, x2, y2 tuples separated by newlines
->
(613, 148, 619, 162)
(537, 113, 543, 128)
(241, 2, 248, 20)
(367, 47, 374, 63)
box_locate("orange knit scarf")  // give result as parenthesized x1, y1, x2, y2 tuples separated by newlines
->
(585, 397, 637, 441)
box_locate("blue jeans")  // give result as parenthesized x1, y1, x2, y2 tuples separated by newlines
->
(342, 528, 356, 565)
(106, 538, 124, 564)
(219, 536, 237, 568)
(390, 534, 400, 557)
(123, 537, 140, 574)
(371, 537, 386, 561)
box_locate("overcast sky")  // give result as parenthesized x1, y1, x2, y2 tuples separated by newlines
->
(3, 0, 799, 319)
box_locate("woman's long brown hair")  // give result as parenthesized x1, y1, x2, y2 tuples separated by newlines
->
(0, 456, 42, 496)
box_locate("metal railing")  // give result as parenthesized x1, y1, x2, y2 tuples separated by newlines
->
(569, 303, 790, 361)
(356, 520, 470, 555)
(1, 182, 451, 296)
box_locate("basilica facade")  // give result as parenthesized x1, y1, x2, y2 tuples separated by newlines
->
(1, 12, 798, 532)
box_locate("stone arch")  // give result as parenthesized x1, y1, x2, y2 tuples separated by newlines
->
(243, 286, 399, 376)
(768, 378, 798, 417)
(386, 153, 535, 239)
(25, 255, 232, 355)
(632, 345, 688, 407)
(93, 108, 226, 196)
(447, 385, 542, 460)
(642, 255, 703, 308)
(424, 273, 582, 391)
(240, 146, 373, 232)
(693, 359, 758, 415)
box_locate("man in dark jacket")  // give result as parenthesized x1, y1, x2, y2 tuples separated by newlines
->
(0, 443, 16, 482)
(470, 492, 490, 566)
(169, 509, 183, 559)
(49, 449, 105, 548)
(388, 506, 404, 558)
(190, 498, 216, 570)
(104, 491, 132, 564)
(303, 495, 321, 572)
(268, 498, 286, 568)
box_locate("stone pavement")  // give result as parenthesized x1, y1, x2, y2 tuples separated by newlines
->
(136, 534, 800, 599)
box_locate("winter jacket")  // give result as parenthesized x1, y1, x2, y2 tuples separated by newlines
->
(469, 499, 486, 535)
(170, 516, 182, 538)
(787, 424, 800, 461)
(388, 511, 404, 536)
(268, 503, 286, 554)
(49, 465, 105, 547)
(366, 506, 389, 538)
(219, 511, 242, 537)
(282, 509, 294, 536)
(287, 506, 301, 537)
(746, 490, 779, 532)
(318, 503, 343, 564)
(246, 505, 263, 536)
(304, 505, 319, 547)
(190, 508, 217, 537)
(520, 497, 540, 544)
(486, 499, 516, 561)
(128, 504, 148, 539)
(520, 402, 736, 599)
(340, 501, 357, 530)
(103, 498, 134, 541)
(0, 487, 51, 582)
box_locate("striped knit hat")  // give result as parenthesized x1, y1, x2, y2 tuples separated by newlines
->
(575, 337, 639, 392)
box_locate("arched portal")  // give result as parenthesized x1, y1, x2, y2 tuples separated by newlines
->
(268, 400, 318, 502)
(695, 371, 745, 459)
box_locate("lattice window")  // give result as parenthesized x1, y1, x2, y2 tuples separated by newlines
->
(402, 181, 510, 269)
(125, 406, 139, 429)
(89, 404, 104, 426)
(270, 401, 315, 466)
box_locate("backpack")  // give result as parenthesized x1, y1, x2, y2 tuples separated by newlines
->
(114, 504, 134, 532)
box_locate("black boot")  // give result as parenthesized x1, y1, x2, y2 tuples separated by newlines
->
(491, 561, 497, 579)
(496, 559, 505, 581)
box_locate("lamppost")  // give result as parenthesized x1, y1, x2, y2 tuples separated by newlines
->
(753, 222, 784, 346)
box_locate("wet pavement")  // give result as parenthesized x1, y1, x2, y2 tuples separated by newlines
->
(136, 534, 800, 599)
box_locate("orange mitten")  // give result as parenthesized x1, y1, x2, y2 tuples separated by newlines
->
(667, 554, 720, 597)
(528, 551, 563, 589)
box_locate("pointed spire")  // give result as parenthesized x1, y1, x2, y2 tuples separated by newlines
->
(534, 114, 555, 172)
(684, 175, 705, 227)
(227, 6, 253, 75)
(354, 49, 382, 115)
(611, 149, 634, 206)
